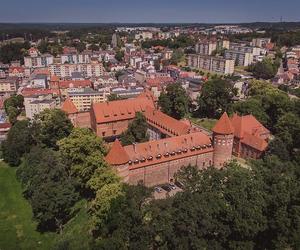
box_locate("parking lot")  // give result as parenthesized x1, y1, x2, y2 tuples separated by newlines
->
(153, 183, 183, 200)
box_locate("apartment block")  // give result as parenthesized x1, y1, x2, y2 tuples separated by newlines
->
(0, 77, 19, 94)
(187, 54, 235, 74)
(224, 50, 254, 66)
(49, 62, 104, 78)
(24, 94, 57, 119)
(68, 88, 107, 111)
(24, 54, 54, 68)
(195, 41, 217, 55)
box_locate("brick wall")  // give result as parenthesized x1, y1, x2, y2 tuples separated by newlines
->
(213, 133, 234, 168)
(124, 151, 214, 187)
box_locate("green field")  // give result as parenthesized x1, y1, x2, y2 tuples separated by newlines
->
(0, 162, 55, 250)
(190, 117, 217, 131)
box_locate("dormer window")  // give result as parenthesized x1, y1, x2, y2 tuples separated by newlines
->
(164, 152, 169, 157)
(156, 154, 162, 159)
(190, 147, 195, 151)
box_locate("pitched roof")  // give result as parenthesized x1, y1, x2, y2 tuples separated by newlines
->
(61, 98, 78, 114)
(92, 96, 155, 124)
(241, 132, 268, 152)
(212, 112, 234, 135)
(144, 106, 191, 137)
(105, 139, 130, 165)
(21, 88, 59, 97)
(122, 132, 212, 169)
(50, 75, 60, 82)
(58, 80, 92, 89)
(230, 113, 270, 139)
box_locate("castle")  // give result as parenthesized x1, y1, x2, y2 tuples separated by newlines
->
(61, 93, 270, 187)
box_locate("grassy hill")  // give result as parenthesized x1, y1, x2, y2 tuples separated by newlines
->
(0, 162, 55, 250)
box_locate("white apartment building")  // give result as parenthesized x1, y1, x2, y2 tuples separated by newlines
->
(49, 62, 104, 78)
(195, 41, 217, 55)
(187, 54, 235, 74)
(61, 53, 91, 64)
(24, 94, 57, 119)
(24, 54, 54, 69)
(224, 50, 254, 67)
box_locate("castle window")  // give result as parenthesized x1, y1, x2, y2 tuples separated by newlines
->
(102, 132, 106, 137)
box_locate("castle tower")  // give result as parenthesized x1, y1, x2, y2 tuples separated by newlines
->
(212, 112, 234, 168)
(105, 139, 130, 182)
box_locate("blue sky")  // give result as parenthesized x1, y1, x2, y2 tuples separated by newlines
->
(0, 0, 299, 23)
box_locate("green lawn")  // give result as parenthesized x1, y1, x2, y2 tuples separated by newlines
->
(0, 162, 55, 250)
(190, 117, 217, 131)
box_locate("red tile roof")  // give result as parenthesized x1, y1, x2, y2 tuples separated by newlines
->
(230, 113, 270, 139)
(92, 96, 155, 124)
(105, 139, 130, 165)
(122, 132, 212, 169)
(212, 112, 234, 135)
(144, 107, 191, 137)
(58, 80, 92, 89)
(50, 75, 60, 82)
(21, 88, 59, 97)
(61, 98, 78, 114)
(146, 77, 174, 87)
(241, 132, 268, 152)
(9, 66, 24, 73)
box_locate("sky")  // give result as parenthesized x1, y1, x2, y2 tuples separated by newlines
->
(0, 0, 299, 23)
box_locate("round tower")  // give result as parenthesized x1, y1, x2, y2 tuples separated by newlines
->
(212, 112, 234, 168)
(105, 139, 130, 183)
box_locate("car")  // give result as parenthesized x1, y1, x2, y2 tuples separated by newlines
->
(154, 186, 163, 193)
(161, 185, 172, 192)
(175, 180, 184, 189)
(168, 183, 176, 190)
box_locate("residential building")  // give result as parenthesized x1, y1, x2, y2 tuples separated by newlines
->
(224, 50, 254, 66)
(195, 40, 217, 55)
(49, 62, 104, 78)
(24, 54, 54, 69)
(0, 77, 19, 94)
(68, 88, 107, 111)
(187, 54, 235, 74)
(24, 94, 57, 119)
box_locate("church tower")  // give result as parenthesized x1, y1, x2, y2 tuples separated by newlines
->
(212, 112, 234, 168)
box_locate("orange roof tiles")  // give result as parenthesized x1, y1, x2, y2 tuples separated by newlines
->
(58, 80, 92, 89)
(230, 113, 269, 139)
(212, 112, 234, 135)
(105, 139, 130, 165)
(92, 96, 155, 124)
(61, 98, 78, 114)
(50, 75, 60, 82)
(123, 132, 212, 169)
(21, 88, 59, 97)
(241, 132, 268, 152)
(144, 107, 191, 137)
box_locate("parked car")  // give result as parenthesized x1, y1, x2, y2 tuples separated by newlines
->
(175, 180, 184, 189)
(169, 183, 176, 190)
(161, 185, 172, 192)
(154, 186, 163, 193)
